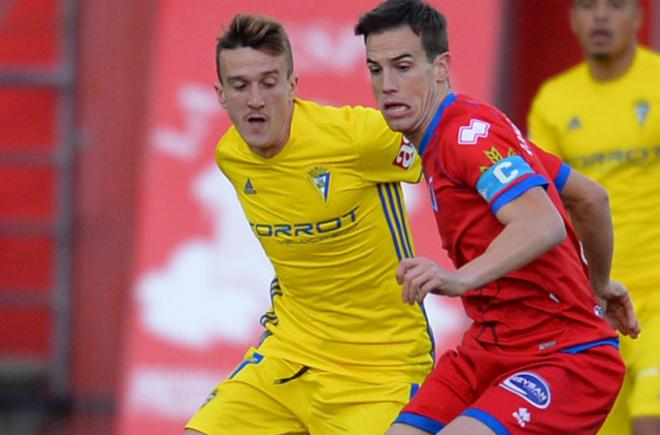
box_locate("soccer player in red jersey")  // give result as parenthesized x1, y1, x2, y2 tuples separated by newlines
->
(355, 0, 641, 434)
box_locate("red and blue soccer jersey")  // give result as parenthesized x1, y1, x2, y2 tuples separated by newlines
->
(420, 93, 616, 352)
(396, 93, 623, 434)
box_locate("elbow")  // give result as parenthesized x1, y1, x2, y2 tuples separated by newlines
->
(551, 220, 567, 247)
(593, 182, 610, 210)
(543, 212, 567, 251)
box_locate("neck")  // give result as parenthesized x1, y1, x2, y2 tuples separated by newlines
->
(251, 142, 286, 158)
(408, 86, 450, 149)
(587, 44, 637, 81)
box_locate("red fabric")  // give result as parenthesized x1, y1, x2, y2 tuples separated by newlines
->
(402, 338, 624, 434)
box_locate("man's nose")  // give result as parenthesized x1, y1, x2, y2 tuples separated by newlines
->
(247, 85, 265, 108)
(382, 69, 398, 94)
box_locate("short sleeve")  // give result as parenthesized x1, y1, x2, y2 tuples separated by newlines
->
(530, 141, 572, 193)
(355, 107, 422, 183)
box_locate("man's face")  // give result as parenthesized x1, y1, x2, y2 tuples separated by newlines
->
(217, 47, 296, 156)
(365, 25, 449, 145)
(571, 0, 641, 60)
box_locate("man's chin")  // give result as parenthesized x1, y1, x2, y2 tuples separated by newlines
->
(588, 48, 614, 62)
(383, 117, 410, 134)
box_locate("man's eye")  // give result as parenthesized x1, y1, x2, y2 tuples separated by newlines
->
(368, 66, 381, 75)
(396, 64, 411, 72)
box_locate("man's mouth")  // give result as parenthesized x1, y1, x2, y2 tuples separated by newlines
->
(383, 102, 410, 117)
(590, 29, 612, 43)
(247, 115, 267, 126)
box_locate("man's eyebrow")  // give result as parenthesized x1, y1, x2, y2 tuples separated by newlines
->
(226, 68, 280, 81)
(367, 53, 414, 64)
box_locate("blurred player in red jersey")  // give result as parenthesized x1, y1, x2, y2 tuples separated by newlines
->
(355, 0, 641, 434)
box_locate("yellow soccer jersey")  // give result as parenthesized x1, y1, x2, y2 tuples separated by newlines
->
(217, 98, 433, 383)
(528, 46, 660, 306)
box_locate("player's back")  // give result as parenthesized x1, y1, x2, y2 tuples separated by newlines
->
(217, 98, 434, 383)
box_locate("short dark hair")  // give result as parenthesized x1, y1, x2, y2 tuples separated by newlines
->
(216, 14, 294, 82)
(355, 0, 449, 62)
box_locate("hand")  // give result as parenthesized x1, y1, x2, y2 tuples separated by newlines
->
(397, 257, 469, 304)
(594, 280, 641, 339)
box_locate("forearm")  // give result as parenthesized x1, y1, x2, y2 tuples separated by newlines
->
(561, 173, 613, 293)
(567, 193, 613, 292)
(455, 215, 565, 292)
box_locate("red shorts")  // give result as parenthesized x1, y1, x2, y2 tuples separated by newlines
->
(396, 337, 624, 434)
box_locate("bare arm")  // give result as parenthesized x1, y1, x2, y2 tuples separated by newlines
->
(560, 170, 640, 338)
(398, 186, 565, 299)
(560, 170, 612, 291)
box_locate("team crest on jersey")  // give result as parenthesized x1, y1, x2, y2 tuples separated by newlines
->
(458, 119, 490, 145)
(500, 371, 552, 409)
(244, 178, 257, 195)
(634, 100, 650, 126)
(308, 166, 331, 202)
(393, 137, 417, 169)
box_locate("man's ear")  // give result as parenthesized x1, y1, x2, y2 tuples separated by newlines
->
(432, 52, 451, 83)
(214, 82, 227, 108)
(288, 75, 298, 101)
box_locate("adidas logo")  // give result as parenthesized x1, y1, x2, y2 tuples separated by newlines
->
(634, 101, 649, 126)
(244, 179, 256, 195)
(567, 116, 581, 131)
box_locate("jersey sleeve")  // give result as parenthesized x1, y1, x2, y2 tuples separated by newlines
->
(354, 107, 423, 183)
(441, 114, 550, 215)
(527, 85, 561, 156)
(530, 141, 572, 193)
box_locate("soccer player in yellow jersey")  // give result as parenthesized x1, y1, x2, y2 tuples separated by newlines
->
(184, 13, 434, 435)
(528, 1, 660, 434)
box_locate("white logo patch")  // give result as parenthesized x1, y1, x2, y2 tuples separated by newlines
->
(458, 119, 490, 145)
(393, 138, 417, 169)
(513, 407, 532, 428)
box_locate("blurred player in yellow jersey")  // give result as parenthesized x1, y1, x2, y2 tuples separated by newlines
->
(183, 13, 434, 435)
(528, 1, 660, 434)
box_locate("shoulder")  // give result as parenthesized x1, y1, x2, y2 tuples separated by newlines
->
(293, 99, 389, 141)
(637, 46, 660, 70)
(217, 126, 241, 150)
(533, 62, 588, 104)
(442, 94, 513, 137)
(295, 98, 380, 120)
(215, 126, 241, 161)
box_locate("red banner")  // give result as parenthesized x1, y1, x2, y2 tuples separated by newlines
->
(114, 1, 503, 433)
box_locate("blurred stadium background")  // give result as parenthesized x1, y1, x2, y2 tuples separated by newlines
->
(0, 0, 658, 434)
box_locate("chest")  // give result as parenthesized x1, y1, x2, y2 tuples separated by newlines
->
(551, 89, 660, 159)
(223, 155, 368, 230)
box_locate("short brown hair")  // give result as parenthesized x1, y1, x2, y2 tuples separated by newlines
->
(216, 14, 294, 82)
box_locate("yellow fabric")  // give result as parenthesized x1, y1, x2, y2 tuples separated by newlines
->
(217, 98, 433, 384)
(528, 46, 660, 427)
(186, 348, 422, 435)
(600, 295, 660, 434)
